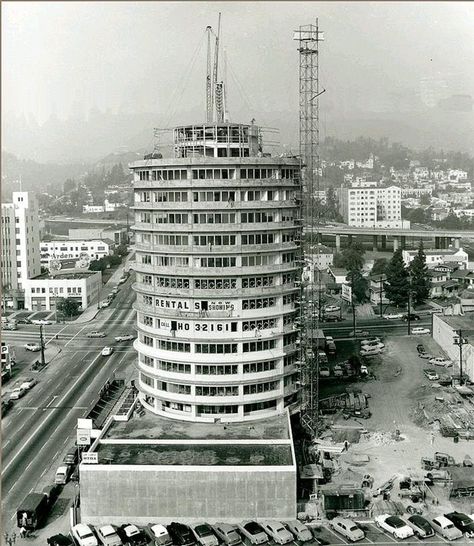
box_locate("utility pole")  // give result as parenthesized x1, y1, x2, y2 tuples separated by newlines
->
(39, 324, 46, 367)
(454, 329, 468, 385)
(407, 275, 412, 336)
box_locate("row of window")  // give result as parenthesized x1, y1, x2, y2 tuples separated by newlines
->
(31, 286, 81, 294)
(160, 400, 278, 415)
(138, 233, 296, 248)
(152, 169, 188, 181)
(137, 211, 298, 225)
(242, 319, 277, 331)
(193, 235, 236, 246)
(242, 297, 276, 310)
(140, 335, 280, 354)
(193, 191, 235, 202)
(242, 339, 277, 352)
(243, 381, 278, 395)
(241, 255, 275, 267)
(192, 169, 235, 180)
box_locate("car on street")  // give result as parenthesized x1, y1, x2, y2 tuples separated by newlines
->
(117, 524, 147, 546)
(118, 275, 128, 284)
(444, 512, 474, 537)
(361, 337, 381, 345)
(20, 378, 38, 390)
(192, 524, 219, 546)
(237, 522, 269, 545)
(167, 523, 196, 546)
(9, 386, 27, 400)
(411, 327, 430, 335)
(96, 524, 123, 546)
(212, 523, 241, 546)
(319, 366, 330, 377)
(111, 287, 120, 295)
(360, 364, 369, 375)
(282, 522, 311, 542)
(324, 305, 341, 313)
(24, 342, 41, 352)
(418, 351, 434, 359)
(406, 515, 435, 539)
(330, 517, 365, 542)
(260, 522, 293, 545)
(2, 398, 14, 415)
(333, 365, 343, 377)
(417, 344, 425, 353)
(17, 317, 32, 324)
(424, 369, 439, 381)
(114, 334, 135, 342)
(360, 346, 382, 357)
(2, 322, 17, 330)
(430, 515, 463, 540)
(429, 357, 452, 367)
(323, 315, 343, 322)
(87, 331, 106, 338)
(361, 341, 385, 350)
(375, 514, 414, 539)
(31, 318, 53, 325)
(101, 346, 114, 357)
(147, 524, 173, 546)
(63, 448, 78, 465)
(402, 314, 421, 321)
(383, 313, 404, 319)
(99, 300, 111, 308)
(71, 523, 99, 546)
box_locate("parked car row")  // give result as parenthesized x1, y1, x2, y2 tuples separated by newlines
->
(360, 337, 385, 357)
(8, 377, 38, 401)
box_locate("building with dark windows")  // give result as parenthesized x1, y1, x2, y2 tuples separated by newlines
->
(130, 122, 302, 422)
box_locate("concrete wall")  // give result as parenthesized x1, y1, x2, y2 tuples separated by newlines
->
(80, 465, 296, 525)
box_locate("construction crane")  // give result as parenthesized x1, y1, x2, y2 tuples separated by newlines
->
(206, 26, 213, 123)
(293, 20, 325, 441)
(205, 13, 226, 123)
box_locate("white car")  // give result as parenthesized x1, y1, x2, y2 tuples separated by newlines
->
(96, 524, 122, 546)
(87, 331, 106, 338)
(260, 521, 293, 545)
(330, 517, 365, 542)
(20, 378, 38, 390)
(360, 364, 369, 375)
(383, 313, 403, 319)
(375, 514, 414, 540)
(114, 334, 135, 342)
(212, 523, 241, 546)
(237, 521, 269, 545)
(148, 523, 173, 546)
(360, 346, 382, 357)
(412, 327, 430, 335)
(99, 300, 111, 308)
(101, 347, 114, 357)
(361, 337, 381, 345)
(24, 342, 41, 352)
(429, 357, 452, 367)
(361, 341, 385, 350)
(31, 319, 53, 325)
(71, 523, 99, 546)
(193, 524, 219, 546)
(9, 386, 26, 400)
(324, 305, 341, 313)
(424, 370, 439, 381)
(283, 521, 312, 542)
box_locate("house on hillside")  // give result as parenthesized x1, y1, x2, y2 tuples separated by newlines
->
(402, 248, 468, 270)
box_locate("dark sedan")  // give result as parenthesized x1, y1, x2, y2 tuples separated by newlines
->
(406, 515, 434, 538)
(168, 523, 196, 546)
(445, 512, 474, 537)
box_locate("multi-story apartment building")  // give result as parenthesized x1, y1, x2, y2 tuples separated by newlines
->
(338, 185, 407, 228)
(1, 192, 41, 309)
(130, 122, 302, 422)
(39, 239, 114, 266)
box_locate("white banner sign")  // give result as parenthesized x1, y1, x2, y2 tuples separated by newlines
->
(77, 428, 91, 446)
(77, 418, 93, 429)
(341, 283, 352, 303)
(82, 452, 98, 464)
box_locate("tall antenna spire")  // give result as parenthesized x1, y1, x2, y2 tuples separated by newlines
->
(206, 26, 213, 122)
(213, 13, 221, 121)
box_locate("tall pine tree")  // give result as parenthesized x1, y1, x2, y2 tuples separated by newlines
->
(385, 248, 409, 307)
(410, 243, 431, 305)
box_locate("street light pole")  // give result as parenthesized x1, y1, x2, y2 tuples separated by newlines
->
(454, 329, 468, 385)
(407, 275, 412, 336)
(39, 324, 46, 367)
(379, 275, 383, 318)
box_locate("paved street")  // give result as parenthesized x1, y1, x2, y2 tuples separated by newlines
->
(1, 276, 137, 534)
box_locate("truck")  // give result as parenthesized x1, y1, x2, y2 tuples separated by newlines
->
(17, 492, 49, 530)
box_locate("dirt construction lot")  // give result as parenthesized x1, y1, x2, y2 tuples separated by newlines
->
(330, 335, 474, 516)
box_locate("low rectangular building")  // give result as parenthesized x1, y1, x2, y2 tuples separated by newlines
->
(23, 270, 101, 312)
(79, 410, 297, 524)
(40, 239, 115, 266)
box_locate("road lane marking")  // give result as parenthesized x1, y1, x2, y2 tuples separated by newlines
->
(64, 324, 88, 347)
(45, 323, 72, 346)
(1, 350, 102, 477)
(4, 439, 11, 447)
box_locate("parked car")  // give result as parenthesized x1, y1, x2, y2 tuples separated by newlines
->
(361, 337, 381, 345)
(71, 524, 99, 546)
(111, 287, 120, 295)
(99, 300, 111, 308)
(417, 344, 425, 353)
(96, 524, 123, 546)
(360, 364, 369, 375)
(2, 322, 17, 330)
(429, 357, 452, 367)
(212, 524, 241, 546)
(375, 514, 414, 539)
(418, 352, 433, 359)
(411, 327, 430, 335)
(430, 516, 463, 540)
(63, 448, 78, 466)
(383, 313, 403, 319)
(282, 521, 312, 542)
(20, 378, 38, 390)
(324, 305, 341, 313)
(17, 317, 32, 324)
(323, 315, 342, 322)
(2, 398, 14, 415)
(403, 314, 421, 321)
(333, 365, 343, 377)
(101, 347, 114, 357)
(330, 517, 365, 542)
(360, 346, 382, 357)
(361, 341, 384, 350)
(319, 366, 330, 377)
(31, 319, 53, 325)
(260, 522, 293, 545)
(237, 522, 269, 545)
(114, 334, 135, 342)
(444, 512, 474, 537)
(87, 331, 106, 338)
(424, 370, 439, 381)
(192, 525, 219, 546)
(24, 342, 41, 352)
(167, 523, 196, 546)
(117, 524, 148, 546)
(9, 386, 26, 400)
(406, 515, 435, 539)
(147, 524, 172, 546)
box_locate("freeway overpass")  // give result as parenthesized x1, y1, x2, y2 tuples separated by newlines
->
(305, 225, 474, 251)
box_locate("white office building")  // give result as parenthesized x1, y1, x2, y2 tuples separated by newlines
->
(39, 239, 114, 266)
(338, 185, 408, 228)
(1, 192, 41, 309)
(130, 122, 302, 423)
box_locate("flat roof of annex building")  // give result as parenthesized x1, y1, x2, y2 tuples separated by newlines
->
(436, 313, 474, 335)
(30, 270, 100, 281)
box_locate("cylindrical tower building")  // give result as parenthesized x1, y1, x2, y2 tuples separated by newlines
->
(131, 122, 302, 422)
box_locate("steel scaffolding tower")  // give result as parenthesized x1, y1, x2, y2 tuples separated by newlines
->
(294, 20, 324, 438)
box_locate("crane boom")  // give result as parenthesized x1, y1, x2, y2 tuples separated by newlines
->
(213, 12, 222, 121)
(206, 26, 213, 122)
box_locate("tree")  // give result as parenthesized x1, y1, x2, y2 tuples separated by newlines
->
(420, 193, 432, 206)
(348, 354, 362, 374)
(346, 269, 368, 304)
(385, 248, 409, 307)
(115, 243, 129, 256)
(333, 252, 346, 268)
(342, 240, 366, 271)
(410, 243, 431, 305)
(56, 297, 80, 317)
(89, 258, 107, 272)
(371, 258, 388, 276)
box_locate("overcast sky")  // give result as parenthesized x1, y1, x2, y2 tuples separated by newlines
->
(2, 1, 474, 127)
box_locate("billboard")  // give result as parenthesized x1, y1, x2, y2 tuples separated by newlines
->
(341, 284, 352, 303)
